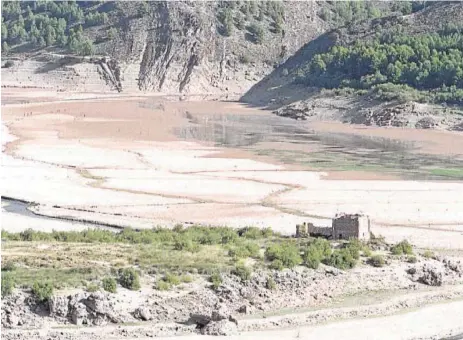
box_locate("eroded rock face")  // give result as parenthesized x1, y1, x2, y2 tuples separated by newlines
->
(49, 296, 69, 318)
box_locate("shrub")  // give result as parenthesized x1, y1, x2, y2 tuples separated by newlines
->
(265, 242, 301, 268)
(228, 242, 260, 259)
(269, 259, 284, 271)
(239, 227, 263, 239)
(302, 238, 332, 269)
(363, 246, 372, 257)
(324, 249, 356, 270)
(102, 277, 117, 293)
(118, 268, 141, 290)
(391, 240, 413, 256)
(86, 283, 100, 292)
(266, 276, 276, 290)
(156, 280, 171, 291)
(232, 264, 252, 282)
(32, 281, 54, 302)
(422, 250, 435, 259)
(173, 236, 200, 253)
(303, 246, 321, 269)
(407, 255, 418, 263)
(1, 273, 15, 297)
(369, 255, 385, 267)
(345, 239, 362, 260)
(164, 273, 181, 286)
(210, 272, 223, 289)
(180, 274, 193, 283)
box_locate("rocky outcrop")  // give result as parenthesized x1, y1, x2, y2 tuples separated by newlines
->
(2, 2, 329, 95)
(201, 319, 239, 336)
(420, 264, 444, 286)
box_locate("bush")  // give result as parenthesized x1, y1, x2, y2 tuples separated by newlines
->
(86, 283, 100, 292)
(391, 240, 413, 256)
(180, 274, 193, 283)
(1, 273, 15, 297)
(407, 255, 418, 263)
(210, 272, 223, 289)
(269, 259, 284, 271)
(232, 264, 252, 282)
(156, 280, 171, 291)
(369, 255, 385, 267)
(173, 236, 200, 253)
(303, 246, 321, 269)
(164, 273, 181, 286)
(265, 242, 301, 269)
(32, 281, 54, 302)
(239, 227, 263, 239)
(324, 249, 356, 270)
(422, 250, 435, 259)
(266, 276, 276, 290)
(344, 242, 361, 260)
(228, 242, 260, 259)
(118, 268, 141, 290)
(102, 277, 117, 293)
(302, 238, 331, 269)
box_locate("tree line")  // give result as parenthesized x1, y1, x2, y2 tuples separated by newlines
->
(296, 28, 463, 104)
(1, 1, 112, 56)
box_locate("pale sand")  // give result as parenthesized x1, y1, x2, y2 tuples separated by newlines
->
(149, 300, 463, 340)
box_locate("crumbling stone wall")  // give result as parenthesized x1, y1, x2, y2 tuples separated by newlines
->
(332, 214, 370, 241)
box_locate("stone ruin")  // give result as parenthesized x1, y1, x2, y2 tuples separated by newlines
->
(296, 214, 371, 241)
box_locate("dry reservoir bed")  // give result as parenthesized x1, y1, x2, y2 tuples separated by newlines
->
(1, 90, 463, 339)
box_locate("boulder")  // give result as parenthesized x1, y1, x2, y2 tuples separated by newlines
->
(200, 320, 238, 336)
(134, 307, 152, 321)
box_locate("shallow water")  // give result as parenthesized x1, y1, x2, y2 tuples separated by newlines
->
(1, 197, 119, 232)
(173, 112, 463, 180)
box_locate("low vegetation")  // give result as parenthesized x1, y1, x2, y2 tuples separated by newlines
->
(32, 281, 54, 302)
(118, 268, 141, 291)
(1, 226, 403, 293)
(391, 240, 414, 256)
(102, 277, 117, 293)
(210, 272, 223, 290)
(232, 264, 252, 282)
(369, 255, 386, 267)
(422, 250, 435, 259)
(1, 273, 15, 297)
(265, 242, 302, 269)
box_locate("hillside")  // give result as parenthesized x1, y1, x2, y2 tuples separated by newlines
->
(241, 2, 463, 130)
(1, 0, 422, 94)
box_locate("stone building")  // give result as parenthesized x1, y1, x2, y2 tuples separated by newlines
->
(332, 213, 371, 241)
(296, 214, 371, 241)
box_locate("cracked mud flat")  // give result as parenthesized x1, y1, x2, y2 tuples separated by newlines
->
(2, 89, 463, 339)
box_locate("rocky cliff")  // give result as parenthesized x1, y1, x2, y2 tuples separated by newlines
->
(1, 1, 329, 95)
